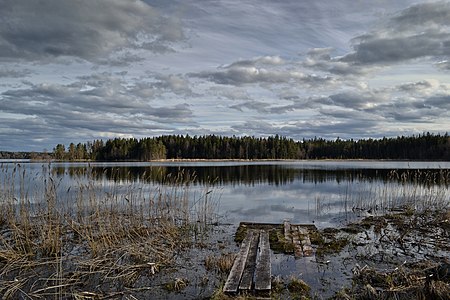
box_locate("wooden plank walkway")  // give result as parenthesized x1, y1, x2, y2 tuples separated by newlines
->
(254, 230, 271, 291)
(284, 221, 315, 258)
(223, 230, 271, 294)
(224, 221, 316, 295)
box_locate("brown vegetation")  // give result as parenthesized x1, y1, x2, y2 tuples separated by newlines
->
(0, 164, 218, 299)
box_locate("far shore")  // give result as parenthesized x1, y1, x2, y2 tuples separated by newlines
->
(2, 158, 450, 163)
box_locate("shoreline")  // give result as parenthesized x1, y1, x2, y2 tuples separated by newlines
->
(2, 158, 450, 163)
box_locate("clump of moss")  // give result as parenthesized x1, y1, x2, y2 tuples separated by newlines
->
(234, 225, 248, 243)
(308, 228, 323, 245)
(341, 223, 364, 234)
(269, 228, 294, 253)
(287, 277, 311, 298)
(314, 228, 349, 257)
(164, 277, 188, 292)
(360, 216, 388, 234)
(271, 275, 285, 293)
(316, 238, 349, 257)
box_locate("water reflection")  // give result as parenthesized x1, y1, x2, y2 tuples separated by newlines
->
(2, 161, 449, 228)
(51, 164, 450, 187)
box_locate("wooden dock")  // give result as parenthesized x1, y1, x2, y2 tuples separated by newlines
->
(223, 221, 317, 295)
(223, 230, 271, 295)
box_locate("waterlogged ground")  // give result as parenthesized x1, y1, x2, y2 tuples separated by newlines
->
(0, 208, 449, 299)
(150, 208, 450, 300)
(79, 209, 449, 299)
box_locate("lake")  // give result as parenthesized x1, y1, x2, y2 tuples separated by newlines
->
(2, 160, 449, 228)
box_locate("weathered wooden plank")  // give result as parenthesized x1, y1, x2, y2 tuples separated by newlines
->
(223, 230, 254, 293)
(240, 222, 281, 227)
(239, 230, 259, 290)
(283, 221, 294, 253)
(302, 244, 314, 256)
(297, 226, 308, 236)
(283, 220, 291, 241)
(297, 227, 313, 256)
(254, 230, 271, 291)
(291, 225, 303, 258)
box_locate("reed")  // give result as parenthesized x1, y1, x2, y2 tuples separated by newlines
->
(342, 170, 449, 217)
(0, 163, 219, 298)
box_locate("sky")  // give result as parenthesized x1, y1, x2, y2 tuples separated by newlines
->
(0, 0, 449, 152)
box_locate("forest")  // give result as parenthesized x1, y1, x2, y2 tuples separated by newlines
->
(52, 133, 450, 161)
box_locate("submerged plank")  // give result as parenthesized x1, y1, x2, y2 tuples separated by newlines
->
(291, 225, 303, 258)
(239, 230, 259, 290)
(254, 230, 271, 291)
(223, 230, 254, 293)
(298, 227, 314, 256)
(284, 220, 291, 241)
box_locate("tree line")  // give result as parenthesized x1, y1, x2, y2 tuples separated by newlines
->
(52, 133, 450, 161)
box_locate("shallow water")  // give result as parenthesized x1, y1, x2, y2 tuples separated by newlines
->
(1, 160, 449, 229)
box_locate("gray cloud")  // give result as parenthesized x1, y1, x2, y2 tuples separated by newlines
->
(436, 60, 450, 70)
(0, 69, 32, 78)
(397, 81, 434, 93)
(211, 87, 252, 101)
(1, 76, 194, 120)
(390, 1, 450, 31)
(318, 108, 379, 121)
(98, 51, 145, 67)
(190, 54, 337, 87)
(225, 56, 285, 68)
(194, 66, 297, 85)
(1, 0, 449, 151)
(301, 1, 450, 76)
(343, 30, 450, 65)
(341, 1, 450, 66)
(326, 92, 386, 110)
(231, 117, 382, 141)
(0, 74, 195, 150)
(151, 103, 192, 122)
(193, 65, 334, 87)
(425, 95, 450, 109)
(153, 74, 193, 95)
(229, 100, 271, 113)
(288, 119, 380, 139)
(231, 120, 277, 136)
(304, 48, 379, 75)
(0, 0, 184, 62)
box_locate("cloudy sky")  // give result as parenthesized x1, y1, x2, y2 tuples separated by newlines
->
(1, 0, 449, 151)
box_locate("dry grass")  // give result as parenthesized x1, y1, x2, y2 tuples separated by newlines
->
(0, 163, 219, 299)
(348, 262, 450, 300)
(204, 252, 236, 274)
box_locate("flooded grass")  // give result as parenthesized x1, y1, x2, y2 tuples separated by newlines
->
(0, 163, 221, 299)
(205, 252, 236, 274)
(320, 207, 450, 299)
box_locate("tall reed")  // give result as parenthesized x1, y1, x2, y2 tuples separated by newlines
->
(0, 162, 219, 298)
(343, 170, 449, 216)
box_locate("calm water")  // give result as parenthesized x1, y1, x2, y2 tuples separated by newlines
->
(1, 160, 449, 228)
